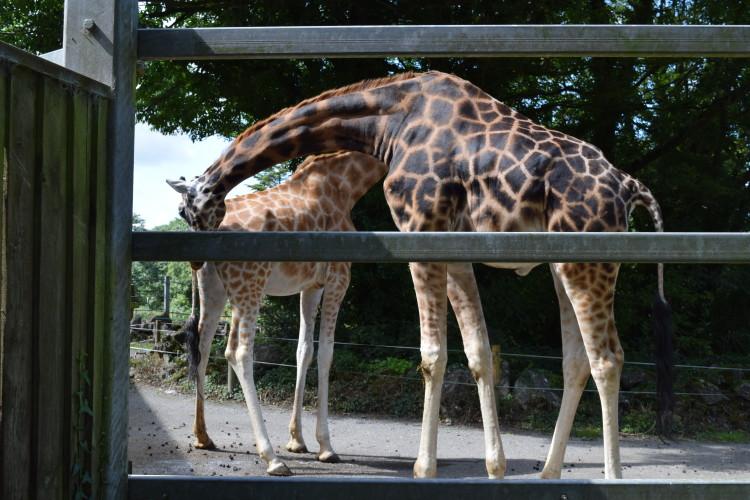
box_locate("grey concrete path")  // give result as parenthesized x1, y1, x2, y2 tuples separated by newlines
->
(128, 382, 750, 481)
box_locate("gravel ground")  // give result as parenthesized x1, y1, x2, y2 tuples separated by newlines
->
(128, 381, 750, 480)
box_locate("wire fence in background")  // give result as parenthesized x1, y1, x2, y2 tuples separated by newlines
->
(129, 319, 749, 399)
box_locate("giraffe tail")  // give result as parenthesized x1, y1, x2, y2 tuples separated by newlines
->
(631, 179, 674, 437)
(184, 269, 201, 381)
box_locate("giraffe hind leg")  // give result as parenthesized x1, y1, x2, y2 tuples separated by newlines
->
(549, 262, 624, 479)
(411, 262, 449, 479)
(314, 262, 350, 464)
(447, 263, 505, 479)
(541, 264, 591, 478)
(286, 287, 324, 455)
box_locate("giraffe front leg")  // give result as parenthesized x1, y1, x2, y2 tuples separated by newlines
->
(193, 350, 215, 449)
(193, 263, 227, 450)
(286, 288, 323, 455)
(193, 325, 215, 449)
(411, 262, 448, 479)
(227, 319, 292, 477)
(447, 263, 505, 479)
(221, 262, 292, 477)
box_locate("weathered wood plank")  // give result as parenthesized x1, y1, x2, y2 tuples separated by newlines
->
(0, 41, 111, 98)
(91, 96, 109, 497)
(68, 85, 95, 500)
(0, 50, 8, 437)
(137, 25, 750, 60)
(1, 64, 39, 500)
(36, 76, 70, 500)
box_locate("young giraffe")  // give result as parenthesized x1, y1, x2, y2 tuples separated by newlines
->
(167, 70, 672, 480)
(175, 151, 389, 476)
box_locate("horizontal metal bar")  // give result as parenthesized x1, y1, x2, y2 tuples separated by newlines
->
(128, 475, 750, 500)
(136, 25, 750, 60)
(131, 231, 750, 264)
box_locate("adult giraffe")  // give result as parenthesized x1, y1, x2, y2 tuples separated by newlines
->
(172, 152, 389, 476)
(168, 71, 672, 480)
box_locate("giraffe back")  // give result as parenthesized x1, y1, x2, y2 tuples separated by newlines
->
(221, 151, 386, 233)
(216, 151, 388, 294)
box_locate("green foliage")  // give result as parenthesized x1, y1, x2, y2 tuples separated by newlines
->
(621, 406, 657, 435)
(573, 426, 603, 441)
(257, 295, 301, 338)
(246, 162, 294, 192)
(0, 0, 63, 54)
(369, 357, 415, 376)
(71, 352, 97, 500)
(696, 430, 750, 444)
(131, 215, 194, 317)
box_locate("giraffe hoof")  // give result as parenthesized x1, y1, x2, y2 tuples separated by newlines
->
(267, 462, 293, 477)
(285, 440, 308, 454)
(317, 451, 341, 464)
(193, 438, 216, 450)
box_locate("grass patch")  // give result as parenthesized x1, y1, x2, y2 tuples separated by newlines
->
(696, 430, 750, 443)
(573, 425, 602, 440)
(130, 341, 155, 351)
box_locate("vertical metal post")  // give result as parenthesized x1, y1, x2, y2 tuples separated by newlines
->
(58, 1, 137, 498)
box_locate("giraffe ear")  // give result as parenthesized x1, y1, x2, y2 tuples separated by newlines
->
(166, 177, 193, 194)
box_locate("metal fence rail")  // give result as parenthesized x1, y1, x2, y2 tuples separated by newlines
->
(128, 476, 750, 500)
(132, 231, 750, 264)
(137, 25, 750, 60)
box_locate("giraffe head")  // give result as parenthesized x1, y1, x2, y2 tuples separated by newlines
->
(166, 175, 227, 232)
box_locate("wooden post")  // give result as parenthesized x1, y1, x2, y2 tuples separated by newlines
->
(153, 320, 162, 345)
(163, 276, 171, 319)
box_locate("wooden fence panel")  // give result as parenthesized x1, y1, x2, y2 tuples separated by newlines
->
(0, 41, 113, 500)
(37, 76, 70, 499)
(2, 61, 38, 500)
(69, 84, 96, 500)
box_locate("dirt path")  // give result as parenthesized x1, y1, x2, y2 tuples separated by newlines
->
(128, 381, 750, 480)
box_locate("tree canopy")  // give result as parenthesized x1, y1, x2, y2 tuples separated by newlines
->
(5, 1, 749, 362)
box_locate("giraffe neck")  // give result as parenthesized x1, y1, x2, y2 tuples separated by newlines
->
(201, 72, 423, 199)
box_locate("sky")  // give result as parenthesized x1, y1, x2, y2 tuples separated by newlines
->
(133, 122, 256, 229)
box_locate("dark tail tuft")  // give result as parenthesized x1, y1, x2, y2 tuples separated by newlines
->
(653, 294, 674, 438)
(184, 313, 201, 382)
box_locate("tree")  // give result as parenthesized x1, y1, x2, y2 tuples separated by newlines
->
(130, 216, 195, 318)
(0, 0, 63, 55)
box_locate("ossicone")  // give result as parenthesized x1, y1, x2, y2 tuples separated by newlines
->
(166, 177, 194, 195)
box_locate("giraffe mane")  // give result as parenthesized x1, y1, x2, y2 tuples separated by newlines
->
(233, 71, 423, 145)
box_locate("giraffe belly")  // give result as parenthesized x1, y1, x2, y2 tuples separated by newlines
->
(263, 262, 327, 296)
(482, 262, 541, 277)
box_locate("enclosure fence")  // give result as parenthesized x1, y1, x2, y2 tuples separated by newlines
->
(127, 22, 750, 500)
(2, 0, 750, 497)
